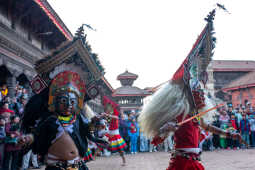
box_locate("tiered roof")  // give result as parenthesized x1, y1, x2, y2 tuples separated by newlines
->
(212, 60, 255, 72)
(113, 70, 149, 97)
(117, 70, 138, 80)
(34, 0, 73, 41)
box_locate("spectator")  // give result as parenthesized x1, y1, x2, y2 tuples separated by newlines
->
(3, 115, 22, 170)
(18, 94, 28, 117)
(163, 134, 173, 152)
(0, 102, 14, 124)
(239, 114, 250, 148)
(219, 123, 228, 149)
(140, 131, 149, 152)
(0, 102, 14, 115)
(15, 85, 23, 100)
(8, 98, 20, 115)
(227, 105, 234, 118)
(149, 138, 157, 152)
(219, 110, 230, 126)
(247, 102, 253, 113)
(212, 115, 221, 149)
(249, 115, 255, 147)
(234, 107, 242, 126)
(119, 113, 129, 153)
(226, 122, 238, 149)
(128, 118, 139, 154)
(0, 85, 8, 99)
(0, 115, 6, 169)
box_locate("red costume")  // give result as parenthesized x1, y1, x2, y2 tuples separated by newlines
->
(139, 9, 219, 170)
(103, 96, 126, 152)
(167, 115, 204, 170)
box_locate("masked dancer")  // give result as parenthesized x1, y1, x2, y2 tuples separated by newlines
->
(138, 9, 243, 170)
(20, 30, 108, 170)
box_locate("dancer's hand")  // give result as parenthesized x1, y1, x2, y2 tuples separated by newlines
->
(100, 112, 108, 118)
(159, 122, 178, 134)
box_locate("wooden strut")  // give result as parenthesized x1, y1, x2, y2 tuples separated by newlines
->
(177, 103, 225, 126)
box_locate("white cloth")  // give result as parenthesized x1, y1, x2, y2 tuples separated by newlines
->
(250, 119, 255, 131)
(109, 129, 120, 135)
(47, 153, 80, 165)
(176, 148, 202, 154)
(22, 150, 39, 169)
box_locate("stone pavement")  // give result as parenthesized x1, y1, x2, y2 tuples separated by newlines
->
(36, 149, 255, 170)
(86, 149, 255, 170)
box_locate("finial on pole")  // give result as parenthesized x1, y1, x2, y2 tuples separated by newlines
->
(204, 9, 216, 23)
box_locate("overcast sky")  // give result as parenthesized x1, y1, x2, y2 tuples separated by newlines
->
(48, 0, 255, 89)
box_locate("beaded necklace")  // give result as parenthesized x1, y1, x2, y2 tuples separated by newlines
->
(58, 114, 77, 127)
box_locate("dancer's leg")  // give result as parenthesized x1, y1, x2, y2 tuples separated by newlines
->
(119, 151, 126, 166)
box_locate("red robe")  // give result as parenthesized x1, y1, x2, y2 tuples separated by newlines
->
(167, 114, 204, 170)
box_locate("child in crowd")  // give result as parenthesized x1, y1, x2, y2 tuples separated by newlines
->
(128, 118, 139, 154)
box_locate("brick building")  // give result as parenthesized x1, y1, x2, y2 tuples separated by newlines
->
(210, 60, 255, 101)
(222, 71, 255, 108)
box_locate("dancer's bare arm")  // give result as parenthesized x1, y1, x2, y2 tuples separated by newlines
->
(200, 118, 244, 145)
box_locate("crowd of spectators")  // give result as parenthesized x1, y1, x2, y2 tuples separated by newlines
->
(0, 84, 40, 170)
(96, 102, 255, 157)
(2, 81, 255, 169)
(92, 110, 174, 158)
(202, 102, 255, 151)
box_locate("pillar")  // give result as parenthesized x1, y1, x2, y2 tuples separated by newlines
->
(6, 75, 16, 99)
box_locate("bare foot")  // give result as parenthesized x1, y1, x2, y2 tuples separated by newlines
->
(121, 163, 126, 166)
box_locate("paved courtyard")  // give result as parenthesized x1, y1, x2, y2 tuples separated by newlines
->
(86, 149, 255, 170)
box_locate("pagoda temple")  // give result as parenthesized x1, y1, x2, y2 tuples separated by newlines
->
(112, 70, 150, 115)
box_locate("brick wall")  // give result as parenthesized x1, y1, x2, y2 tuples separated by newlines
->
(231, 87, 255, 108)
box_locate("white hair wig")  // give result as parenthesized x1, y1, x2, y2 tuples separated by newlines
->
(83, 104, 95, 121)
(138, 81, 216, 138)
(198, 95, 216, 124)
(138, 81, 190, 138)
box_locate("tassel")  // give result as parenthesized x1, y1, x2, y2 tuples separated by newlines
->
(151, 135, 166, 146)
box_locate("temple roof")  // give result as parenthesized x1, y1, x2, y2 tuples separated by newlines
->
(117, 70, 138, 80)
(212, 60, 255, 72)
(34, 0, 73, 41)
(223, 71, 255, 92)
(112, 86, 150, 97)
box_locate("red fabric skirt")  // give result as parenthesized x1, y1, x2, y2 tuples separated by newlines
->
(83, 148, 94, 162)
(166, 155, 204, 170)
(108, 134, 126, 152)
